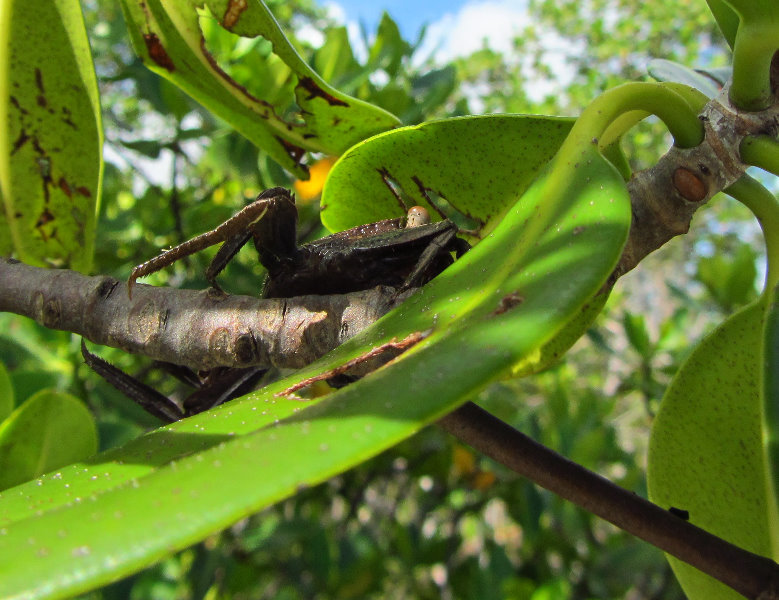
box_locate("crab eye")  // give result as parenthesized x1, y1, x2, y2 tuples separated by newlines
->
(406, 206, 431, 228)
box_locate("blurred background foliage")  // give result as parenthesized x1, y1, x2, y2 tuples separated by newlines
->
(0, 0, 761, 597)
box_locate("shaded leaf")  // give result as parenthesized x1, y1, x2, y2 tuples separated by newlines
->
(0, 0, 102, 270)
(0, 389, 98, 491)
(648, 59, 723, 98)
(0, 360, 12, 421)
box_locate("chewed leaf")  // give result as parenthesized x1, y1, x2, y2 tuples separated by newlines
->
(0, 143, 631, 598)
(0, 0, 102, 270)
(648, 299, 777, 599)
(119, 0, 400, 178)
(320, 114, 575, 238)
(0, 390, 97, 491)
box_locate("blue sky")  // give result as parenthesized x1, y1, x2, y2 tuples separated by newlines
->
(325, 0, 462, 39)
(322, 0, 535, 64)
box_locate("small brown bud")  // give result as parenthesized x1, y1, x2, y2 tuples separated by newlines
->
(673, 167, 707, 203)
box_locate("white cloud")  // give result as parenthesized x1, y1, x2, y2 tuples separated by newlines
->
(418, 0, 531, 63)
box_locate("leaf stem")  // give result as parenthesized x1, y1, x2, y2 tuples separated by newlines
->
(725, 175, 779, 291)
(438, 401, 779, 600)
(730, 25, 777, 111)
(569, 82, 704, 151)
(740, 135, 779, 178)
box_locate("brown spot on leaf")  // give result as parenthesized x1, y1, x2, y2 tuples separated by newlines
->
(11, 129, 29, 154)
(58, 177, 72, 197)
(36, 209, 55, 228)
(144, 33, 175, 71)
(275, 136, 307, 167)
(35, 68, 45, 93)
(672, 167, 707, 203)
(493, 291, 524, 315)
(76, 186, 91, 197)
(298, 77, 348, 107)
(222, 0, 248, 28)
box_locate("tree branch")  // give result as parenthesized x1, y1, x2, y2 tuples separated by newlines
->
(438, 402, 779, 600)
(610, 84, 779, 284)
(0, 258, 410, 371)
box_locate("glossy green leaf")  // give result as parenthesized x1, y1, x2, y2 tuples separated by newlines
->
(763, 281, 779, 559)
(118, 0, 400, 178)
(0, 0, 102, 271)
(320, 114, 575, 238)
(0, 360, 12, 421)
(0, 389, 98, 491)
(0, 143, 630, 598)
(647, 299, 778, 599)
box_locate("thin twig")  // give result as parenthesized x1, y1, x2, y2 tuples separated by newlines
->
(438, 402, 779, 600)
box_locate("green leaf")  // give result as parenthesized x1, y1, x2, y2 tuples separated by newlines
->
(321, 114, 575, 238)
(0, 389, 98, 491)
(118, 0, 400, 178)
(367, 13, 411, 77)
(696, 243, 758, 310)
(0, 360, 12, 421)
(647, 59, 723, 98)
(762, 281, 779, 559)
(0, 0, 102, 271)
(648, 299, 778, 599)
(623, 312, 652, 358)
(0, 143, 630, 598)
(705, 0, 739, 48)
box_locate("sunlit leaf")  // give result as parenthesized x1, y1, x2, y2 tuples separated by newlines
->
(118, 0, 400, 178)
(0, 143, 631, 598)
(0, 389, 98, 491)
(321, 114, 575, 238)
(648, 298, 778, 599)
(0, 0, 102, 270)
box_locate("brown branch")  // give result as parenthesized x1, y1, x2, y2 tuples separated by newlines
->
(0, 258, 410, 371)
(610, 85, 779, 284)
(438, 402, 779, 600)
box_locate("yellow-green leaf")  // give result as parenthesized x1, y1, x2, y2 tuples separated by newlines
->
(118, 0, 400, 178)
(0, 0, 102, 270)
(648, 299, 778, 599)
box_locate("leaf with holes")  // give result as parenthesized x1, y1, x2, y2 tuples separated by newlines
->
(320, 114, 575, 239)
(119, 0, 400, 178)
(0, 0, 102, 270)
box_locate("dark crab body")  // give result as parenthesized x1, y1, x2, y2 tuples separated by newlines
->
(263, 215, 461, 298)
(95, 187, 468, 422)
(130, 187, 467, 300)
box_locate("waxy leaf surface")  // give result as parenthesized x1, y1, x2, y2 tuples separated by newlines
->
(321, 115, 575, 238)
(0, 143, 631, 598)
